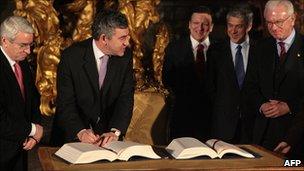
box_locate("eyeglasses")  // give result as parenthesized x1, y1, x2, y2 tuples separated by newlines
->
(10, 40, 35, 49)
(265, 15, 291, 28)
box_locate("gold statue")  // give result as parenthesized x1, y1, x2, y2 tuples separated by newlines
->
(295, 0, 304, 34)
(64, 0, 96, 42)
(117, 0, 168, 91)
(152, 23, 169, 89)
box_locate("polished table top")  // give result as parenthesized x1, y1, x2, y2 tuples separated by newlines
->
(38, 144, 303, 171)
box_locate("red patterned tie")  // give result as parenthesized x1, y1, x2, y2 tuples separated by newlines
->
(278, 42, 286, 64)
(196, 44, 205, 64)
(196, 44, 205, 80)
(14, 62, 25, 99)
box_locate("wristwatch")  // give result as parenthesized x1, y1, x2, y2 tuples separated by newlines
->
(110, 128, 121, 137)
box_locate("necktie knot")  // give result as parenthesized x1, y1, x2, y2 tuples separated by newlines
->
(237, 45, 242, 51)
(278, 41, 285, 48)
(197, 43, 204, 53)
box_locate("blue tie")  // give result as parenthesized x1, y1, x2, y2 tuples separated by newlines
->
(235, 45, 245, 88)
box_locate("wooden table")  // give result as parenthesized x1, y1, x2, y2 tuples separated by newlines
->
(38, 145, 303, 170)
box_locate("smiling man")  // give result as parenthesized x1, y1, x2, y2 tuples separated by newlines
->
(51, 10, 135, 147)
(246, 0, 304, 159)
(162, 6, 215, 141)
(206, 3, 256, 144)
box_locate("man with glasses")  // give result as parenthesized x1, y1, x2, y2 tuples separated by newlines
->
(0, 16, 43, 170)
(206, 3, 256, 144)
(246, 0, 304, 159)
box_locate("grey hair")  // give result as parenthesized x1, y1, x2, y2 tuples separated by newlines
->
(0, 16, 34, 43)
(226, 4, 253, 25)
(264, 0, 294, 17)
(92, 10, 128, 40)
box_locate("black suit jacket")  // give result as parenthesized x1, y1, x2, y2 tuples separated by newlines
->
(0, 50, 41, 168)
(246, 32, 304, 149)
(51, 38, 135, 145)
(162, 35, 214, 140)
(206, 39, 256, 143)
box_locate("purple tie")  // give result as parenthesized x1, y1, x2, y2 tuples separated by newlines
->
(99, 55, 109, 89)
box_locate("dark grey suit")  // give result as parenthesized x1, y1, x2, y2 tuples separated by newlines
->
(51, 38, 135, 145)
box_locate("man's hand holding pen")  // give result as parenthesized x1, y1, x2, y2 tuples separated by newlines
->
(260, 100, 290, 118)
(77, 129, 119, 147)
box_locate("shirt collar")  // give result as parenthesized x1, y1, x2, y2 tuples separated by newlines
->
(230, 35, 250, 50)
(92, 39, 106, 60)
(276, 28, 295, 45)
(190, 35, 210, 49)
(0, 46, 16, 67)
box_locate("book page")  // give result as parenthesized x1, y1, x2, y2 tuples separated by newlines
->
(166, 137, 218, 159)
(55, 142, 117, 164)
(206, 139, 255, 158)
(104, 141, 161, 161)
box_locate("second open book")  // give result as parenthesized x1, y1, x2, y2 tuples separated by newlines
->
(166, 137, 255, 159)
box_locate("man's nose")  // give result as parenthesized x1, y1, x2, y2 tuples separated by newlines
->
(199, 24, 204, 31)
(124, 37, 130, 47)
(270, 23, 279, 31)
(24, 47, 31, 54)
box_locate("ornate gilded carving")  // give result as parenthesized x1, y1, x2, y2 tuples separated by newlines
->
(64, 0, 96, 42)
(152, 23, 169, 89)
(116, 0, 168, 92)
(295, 0, 304, 34)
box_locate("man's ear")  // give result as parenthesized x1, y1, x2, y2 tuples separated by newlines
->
(246, 22, 253, 33)
(1, 36, 8, 47)
(210, 23, 214, 32)
(100, 34, 107, 42)
(97, 34, 108, 46)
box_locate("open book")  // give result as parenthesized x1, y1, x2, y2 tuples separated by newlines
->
(55, 141, 161, 164)
(166, 137, 255, 159)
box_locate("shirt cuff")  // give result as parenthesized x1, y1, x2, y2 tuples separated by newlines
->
(110, 128, 121, 137)
(29, 123, 36, 136)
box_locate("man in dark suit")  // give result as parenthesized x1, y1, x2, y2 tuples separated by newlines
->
(206, 4, 255, 144)
(51, 10, 135, 147)
(162, 6, 214, 141)
(0, 16, 43, 170)
(246, 0, 304, 158)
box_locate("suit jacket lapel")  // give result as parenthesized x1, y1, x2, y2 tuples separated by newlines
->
(278, 32, 302, 86)
(102, 56, 116, 100)
(0, 52, 25, 104)
(185, 36, 195, 64)
(225, 41, 239, 89)
(82, 42, 99, 95)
